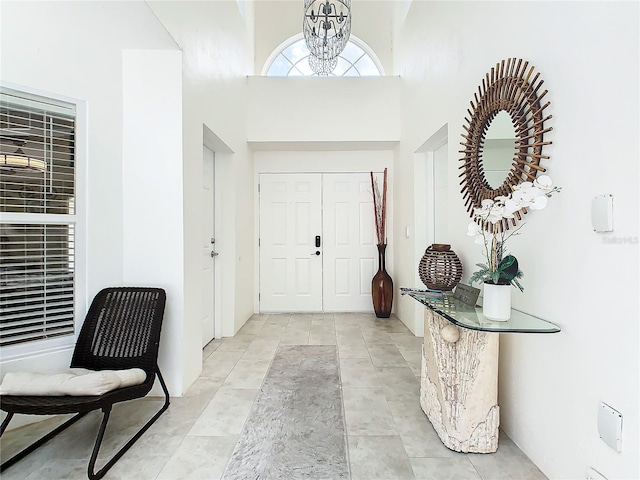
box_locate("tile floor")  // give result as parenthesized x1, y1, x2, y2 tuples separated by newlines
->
(1, 313, 547, 480)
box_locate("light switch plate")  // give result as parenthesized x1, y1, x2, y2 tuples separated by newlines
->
(591, 194, 613, 232)
(598, 402, 622, 452)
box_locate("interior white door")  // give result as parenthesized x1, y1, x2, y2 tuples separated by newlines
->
(259, 173, 323, 312)
(322, 173, 376, 311)
(202, 145, 216, 346)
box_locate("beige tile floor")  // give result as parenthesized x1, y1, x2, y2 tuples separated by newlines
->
(0, 313, 547, 480)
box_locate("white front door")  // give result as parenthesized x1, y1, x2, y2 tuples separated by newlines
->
(322, 173, 376, 311)
(259, 172, 378, 313)
(259, 173, 323, 312)
(202, 145, 216, 346)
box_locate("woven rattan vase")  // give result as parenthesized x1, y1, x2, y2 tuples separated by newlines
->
(419, 244, 463, 291)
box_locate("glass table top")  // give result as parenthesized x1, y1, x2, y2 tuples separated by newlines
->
(407, 291, 561, 333)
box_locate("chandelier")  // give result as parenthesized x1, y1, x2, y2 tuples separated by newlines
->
(308, 54, 338, 76)
(303, 0, 351, 62)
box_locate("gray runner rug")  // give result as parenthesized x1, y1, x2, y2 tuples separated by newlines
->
(222, 345, 349, 480)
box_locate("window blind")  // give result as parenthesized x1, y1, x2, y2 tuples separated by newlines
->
(1, 87, 77, 347)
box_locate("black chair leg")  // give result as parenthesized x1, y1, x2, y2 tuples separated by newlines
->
(0, 411, 89, 472)
(1, 369, 170, 479)
(1, 412, 14, 435)
(87, 406, 112, 480)
(87, 369, 171, 480)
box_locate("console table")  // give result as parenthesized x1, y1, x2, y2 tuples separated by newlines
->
(407, 291, 560, 453)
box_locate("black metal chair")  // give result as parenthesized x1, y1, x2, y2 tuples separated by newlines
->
(0, 287, 170, 480)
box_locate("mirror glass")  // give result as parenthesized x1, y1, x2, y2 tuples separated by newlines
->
(482, 111, 517, 189)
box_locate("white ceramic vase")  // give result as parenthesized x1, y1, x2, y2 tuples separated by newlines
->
(482, 283, 511, 321)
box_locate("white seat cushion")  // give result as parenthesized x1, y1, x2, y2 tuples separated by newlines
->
(0, 368, 147, 396)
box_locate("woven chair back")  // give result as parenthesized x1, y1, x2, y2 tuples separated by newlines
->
(70, 287, 166, 373)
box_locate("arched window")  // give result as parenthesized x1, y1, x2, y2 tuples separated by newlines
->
(264, 34, 383, 77)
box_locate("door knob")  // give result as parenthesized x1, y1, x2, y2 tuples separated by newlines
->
(313, 250, 320, 256)
(211, 251, 219, 257)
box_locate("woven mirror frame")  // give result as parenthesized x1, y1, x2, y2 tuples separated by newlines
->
(459, 58, 552, 231)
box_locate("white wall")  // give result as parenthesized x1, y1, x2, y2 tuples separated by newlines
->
(122, 50, 184, 394)
(247, 77, 401, 143)
(394, 2, 639, 478)
(0, 0, 183, 407)
(147, 1, 256, 393)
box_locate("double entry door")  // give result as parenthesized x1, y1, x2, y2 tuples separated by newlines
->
(259, 173, 377, 312)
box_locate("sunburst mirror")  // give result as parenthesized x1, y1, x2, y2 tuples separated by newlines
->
(459, 58, 552, 230)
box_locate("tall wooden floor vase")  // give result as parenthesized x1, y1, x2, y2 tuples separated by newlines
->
(372, 244, 393, 318)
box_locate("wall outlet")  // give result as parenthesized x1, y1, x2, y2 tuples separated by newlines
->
(586, 467, 607, 480)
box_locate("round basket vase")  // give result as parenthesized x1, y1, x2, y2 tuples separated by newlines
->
(419, 244, 463, 291)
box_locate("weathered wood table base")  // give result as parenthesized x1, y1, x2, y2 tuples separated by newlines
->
(420, 308, 500, 453)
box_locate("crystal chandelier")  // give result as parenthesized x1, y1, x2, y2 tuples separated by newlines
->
(303, 0, 351, 62)
(308, 54, 338, 76)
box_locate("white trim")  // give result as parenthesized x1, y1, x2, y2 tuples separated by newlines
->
(0, 213, 79, 224)
(261, 33, 385, 76)
(74, 96, 88, 345)
(0, 338, 75, 363)
(0, 82, 82, 110)
(412, 124, 449, 337)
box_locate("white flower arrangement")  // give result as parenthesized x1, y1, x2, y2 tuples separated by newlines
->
(467, 175, 561, 291)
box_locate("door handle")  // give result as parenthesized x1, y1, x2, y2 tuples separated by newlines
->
(311, 251, 320, 256)
(211, 251, 219, 257)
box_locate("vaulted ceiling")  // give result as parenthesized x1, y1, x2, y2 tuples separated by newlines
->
(147, 0, 405, 76)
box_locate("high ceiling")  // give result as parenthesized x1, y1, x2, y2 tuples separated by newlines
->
(147, 0, 403, 76)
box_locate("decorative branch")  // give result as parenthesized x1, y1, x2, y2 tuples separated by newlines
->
(370, 171, 379, 241)
(370, 168, 388, 245)
(382, 167, 387, 242)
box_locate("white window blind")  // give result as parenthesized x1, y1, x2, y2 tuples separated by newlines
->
(1, 87, 76, 347)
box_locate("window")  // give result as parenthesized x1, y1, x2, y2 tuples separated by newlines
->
(264, 35, 383, 77)
(0, 87, 77, 349)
